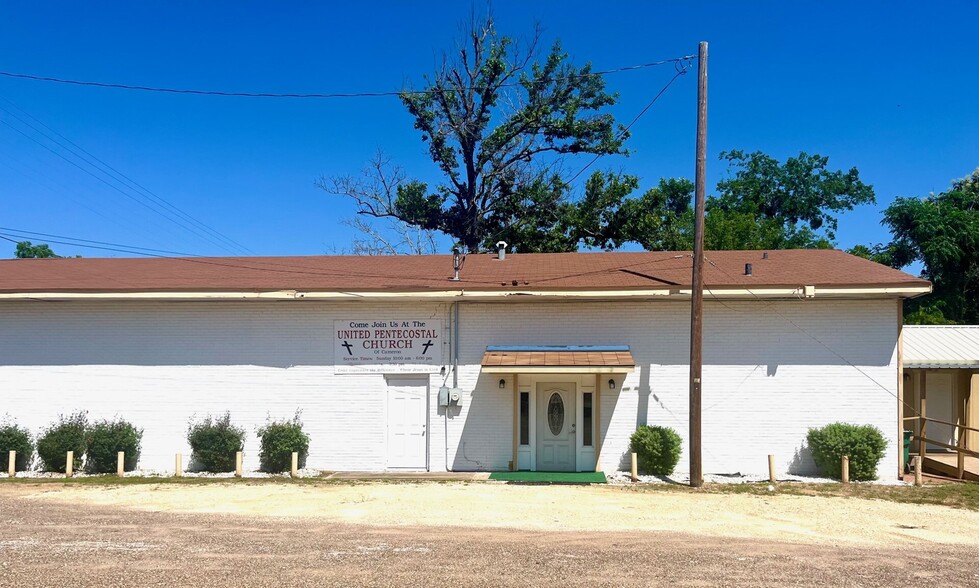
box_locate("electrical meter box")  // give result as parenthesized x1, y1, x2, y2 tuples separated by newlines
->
(438, 386, 463, 407)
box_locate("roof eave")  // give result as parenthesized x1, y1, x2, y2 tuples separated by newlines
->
(0, 283, 932, 301)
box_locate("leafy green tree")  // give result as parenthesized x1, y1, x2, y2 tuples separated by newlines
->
(711, 150, 875, 243)
(607, 176, 694, 251)
(544, 151, 871, 252)
(15, 241, 58, 258)
(326, 16, 627, 253)
(846, 243, 895, 266)
(879, 169, 979, 324)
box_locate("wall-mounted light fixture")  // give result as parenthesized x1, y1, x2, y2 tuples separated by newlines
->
(608, 378, 616, 390)
(499, 378, 506, 389)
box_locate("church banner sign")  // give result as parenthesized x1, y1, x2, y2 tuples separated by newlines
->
(334, 319, 443, 374)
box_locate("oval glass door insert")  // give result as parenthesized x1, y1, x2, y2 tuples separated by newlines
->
(547, 392, 565, 436)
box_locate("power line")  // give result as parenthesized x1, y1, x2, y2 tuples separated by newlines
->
(565, 60, 692, 185)
(0, 155, 139, 234)
(0, 227, 465, 283)
(0, 96, 254, 255)
(0, 229, 202, 257)
(483, 62, 693, 249)
(0, 117, 244, 255)
(0, 56, 696, 99)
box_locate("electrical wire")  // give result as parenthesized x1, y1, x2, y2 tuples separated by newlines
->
(0, 227, 472, 283)
(565, 60, 692, 185)
(0, 118, 244, 255)
(0, 96, 254, 255)
(480, 61, 693, 250)
(0, 56, 697, 99)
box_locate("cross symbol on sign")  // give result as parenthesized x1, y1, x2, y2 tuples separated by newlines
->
(422, 340, 434, 354)
(341, 341, 353, 356)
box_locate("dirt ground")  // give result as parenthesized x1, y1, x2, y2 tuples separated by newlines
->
(17, 481, 979, 546)
(2, 482, 979, 587)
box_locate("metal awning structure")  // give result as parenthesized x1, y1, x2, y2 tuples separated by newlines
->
(904, 325, 979, 369)
(480, 345, 636, 374)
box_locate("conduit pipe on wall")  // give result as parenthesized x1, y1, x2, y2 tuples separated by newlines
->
(445, 300, 462, 472)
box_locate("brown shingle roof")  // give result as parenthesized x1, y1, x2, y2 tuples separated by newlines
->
(0, 249, 929, 294)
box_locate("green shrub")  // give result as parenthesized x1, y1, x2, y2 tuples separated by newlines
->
(0, 421, 34, 472)
(187, 412, 245, 472)
(36, 412, 88, 473)
(630, 425, 683, 475)
(258, 414, 310, 473)
(807, 422, 887, 481)
(85, 418, 143, 473)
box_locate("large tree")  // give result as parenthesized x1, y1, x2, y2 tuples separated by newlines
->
(325, 16, 627, 253)
(711, 150, 875, 243)
(554, 151, 874, 252)
(876, 169, 979, 324)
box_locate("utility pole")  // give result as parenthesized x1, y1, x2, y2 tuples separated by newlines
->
(689, 41, 708, 488)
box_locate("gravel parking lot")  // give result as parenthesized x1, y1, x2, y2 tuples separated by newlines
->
(2, 482, 979, 587)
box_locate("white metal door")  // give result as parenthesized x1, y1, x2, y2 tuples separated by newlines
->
(536, 383, 576, 471)
(387, 379, 427, 469)
(926, 372, 956, 451)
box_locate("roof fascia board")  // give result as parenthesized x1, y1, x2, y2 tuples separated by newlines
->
(0, 285, 931, 301)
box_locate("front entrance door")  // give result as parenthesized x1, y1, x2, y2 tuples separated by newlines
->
(387, 379, 427, 469)
(536, 383, 576, 471)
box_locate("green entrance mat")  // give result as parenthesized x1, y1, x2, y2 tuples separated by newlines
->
(488, 471, 607, 484)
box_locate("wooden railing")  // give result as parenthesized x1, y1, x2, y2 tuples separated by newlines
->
(903, 415, 979, 480)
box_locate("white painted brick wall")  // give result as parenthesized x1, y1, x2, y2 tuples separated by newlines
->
(0, 297, 900, 478)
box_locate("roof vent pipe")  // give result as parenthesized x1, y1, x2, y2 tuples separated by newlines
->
(745, 263, 753, 276)
(451, 248, 461, 281)
(762, 252, 769, 260)
(496, 241, 507, 261)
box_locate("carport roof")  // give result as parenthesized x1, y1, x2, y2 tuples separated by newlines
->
(904, 325, 979, 369)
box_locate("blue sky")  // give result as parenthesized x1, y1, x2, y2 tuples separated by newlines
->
(0, 1, 976, 259)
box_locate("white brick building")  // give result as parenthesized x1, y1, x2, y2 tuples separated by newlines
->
(0, 249, 930, 478)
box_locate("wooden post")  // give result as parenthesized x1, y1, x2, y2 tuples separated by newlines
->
(8, 450, 15, 477)
(65, 450, 74, 478)
(688, 40, 709, 489)
(913, 455, 922, 486)
(841, 455, 849, 484)
(235, 451, 243, 477)
(117, 452, 125, 477)
(919, 370, 927, 462)
(957, 426, 966, 480)
(768, 454, 776, 483)
(175, 453, 183, 478)
(630, 452, 638, 482)
(896, 301, 904, 479)
(291, 452, 299, 478)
